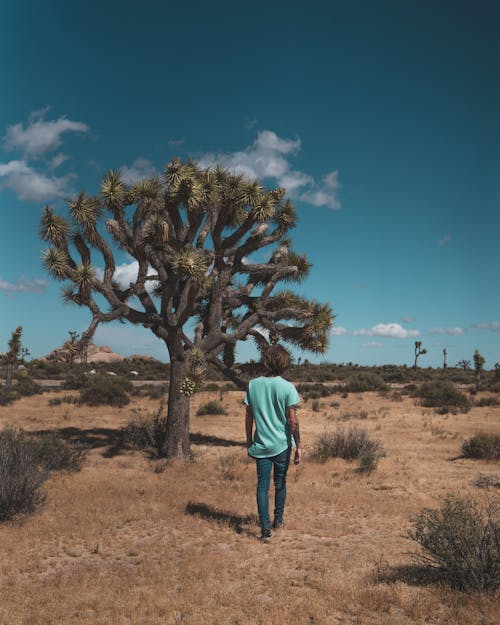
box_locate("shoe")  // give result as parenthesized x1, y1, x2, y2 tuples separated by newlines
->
(261, 528, 272, 541)
(272, 520, 284, 530)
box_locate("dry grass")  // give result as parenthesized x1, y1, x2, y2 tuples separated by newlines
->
(0, 388, 499, 624)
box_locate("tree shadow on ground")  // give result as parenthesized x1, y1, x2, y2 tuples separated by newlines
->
(186, 501, 258, 536)
(373, 562, 444, 587)
(32, 427, 127, 458)
(190, 432, 245, 447)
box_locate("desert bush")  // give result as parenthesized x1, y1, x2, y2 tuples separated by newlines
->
(79, 374, 132, 407)
(476, 397, 500, 407)
(0, 387, 17, 405)
(296, 383, 333, 400)
(203, 383, 219, 392)
(220, 382, 238, 392)
(14, 376, 43, 397)
(409, 495, 500, 591)
(196, 400, 227, 416)
(219, 453, 241, 480)
(416, 380, 471, 413)
(123, 409, 167, 457)
(29, 432, 85, 471)
(475, 475, 500, 489)
(343, 373, 388, 393)
(63, 370, 89, 390)
(312, 427, 383, 463)
(311, 400, 321, 412)
(48, 395, 78, 406)
(0, 428, 48, 521)
(462, 433, 500, 461)
(136, 383, 169, 399)
(358, 448, 381, 474)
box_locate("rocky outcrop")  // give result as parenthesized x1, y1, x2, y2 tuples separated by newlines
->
(43, 342, 125, 363)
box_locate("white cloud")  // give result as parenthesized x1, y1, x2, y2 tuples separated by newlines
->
(120, 158, 157, 185)
(473, 322, 500, 333)
(4, 110, 89, 156)
(331, 326, 348, 336)
(401, 316, 416, 323)
(439, 234, 452, 247)
(428, 326, 465, 336)
(47, 153, 69, 170)
(0, 276, 49, 293)
(332, 322, 419, 339)
(168, 138, 185, 147)
(362, 341, 383, 348)
(0, 159, 74, 201)
(198, 130, 341, 209)
(95, 260, 158, 293)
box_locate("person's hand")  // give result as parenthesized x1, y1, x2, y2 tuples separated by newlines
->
(294, 446, 303, 464)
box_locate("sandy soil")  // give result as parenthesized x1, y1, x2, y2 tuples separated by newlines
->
(0, 388, 498, 625)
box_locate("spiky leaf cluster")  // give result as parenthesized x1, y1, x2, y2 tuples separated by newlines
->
(40, 159, 333, 382)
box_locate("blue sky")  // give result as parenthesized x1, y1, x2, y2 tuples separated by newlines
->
(1, 0, 499, 368)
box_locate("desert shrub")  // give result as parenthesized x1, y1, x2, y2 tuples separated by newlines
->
(358, 448, 381, 474)
(196, 400, 227, 416)
(416, 380, 471, 413)
(476, 397, 500, 407)
(409, 495, 500, 591)
(296, 383, 333, 400)
(48, 395, 78, 406)
(15, 377, 43, 397)
(220, 382, 238, 392)
(63, 371, 89, 390)
(137, 383, 169, 399)
(79, 374, 132, 407)
(475, 475, 500, 489)
(123, 410, 167, 457)
(0, 428, 48, 521)
(311, 400, 321, 412)
(0, 387, 17, 405)
(203, 383, 219, 392)
(219, 453, 241, 480)
(462, 433, 500, 461)
(29, 433, 85, 471)
(343, 373, 388, 393)
(312, 427, 383, 463)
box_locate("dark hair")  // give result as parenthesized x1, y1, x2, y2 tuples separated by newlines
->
(262, 345, 291, 376)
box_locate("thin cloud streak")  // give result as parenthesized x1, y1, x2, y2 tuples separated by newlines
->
(473, 322, 500, 333)
(0, 276, 49, 293)
(331, 322, 419, 339)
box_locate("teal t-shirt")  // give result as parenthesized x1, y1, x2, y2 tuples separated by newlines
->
(244, 376, 300, 458)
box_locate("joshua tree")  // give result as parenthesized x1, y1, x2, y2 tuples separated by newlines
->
(5, 326, 29, 390)
(442, 348, 447, 370)
(473, 349, 485, 392)
(456, 359, 471, 370)
(63, 330, 80, 364)
(413, 341, 427, 368)
(40, 160, 333, 458)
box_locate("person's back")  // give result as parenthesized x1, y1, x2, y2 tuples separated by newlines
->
(246, 375, 298, 458)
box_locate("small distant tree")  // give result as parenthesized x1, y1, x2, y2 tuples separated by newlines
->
(442, 348, 447, 370)
(456, 359, 471, 370)
(413, 341, 427, 368)
(63, 330, 80, 364)
(40, 161, 333, 458)
(473, 350, 485, 392)
(5, 327, 29, 390)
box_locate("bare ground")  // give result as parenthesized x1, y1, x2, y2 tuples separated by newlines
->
(0, 389, 499, 625)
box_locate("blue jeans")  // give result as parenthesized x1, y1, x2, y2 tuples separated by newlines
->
(255, 448, 291, 532)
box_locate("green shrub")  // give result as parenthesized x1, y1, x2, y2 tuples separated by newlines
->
(343, 373, 388, 393)
(196, 400, 227, 416)
(79, 375, 132, 407)
(137, 383, 169, 399)
(123, 410, 167, 457)
(409, 495, 500, 591)
(358, 448, 381, 474)
(48, 395, 78, 406)
(462, 433, 500, 461)
(29, 432, 85, 471)
(63, 371, 89, 390)
(416, 380, 471, 413)
(15, 376, 43, 397)
(296, 383, 333, 400)
(312, 427, 383, 463)
(203, 383, 219, 392)
(0, 428, 48, 521)
(0, 387, 17, 406)
(476, 397, 500, 407)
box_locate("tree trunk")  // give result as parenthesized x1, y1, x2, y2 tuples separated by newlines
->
(5, 361, 15, 391)
(163, 340, 191, 458)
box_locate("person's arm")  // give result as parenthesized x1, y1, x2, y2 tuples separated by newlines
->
(245, 405, 254, 448)
(287, 405, 303, 464)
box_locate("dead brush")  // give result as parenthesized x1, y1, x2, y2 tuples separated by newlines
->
(218, 453, 244, 481)
(311, 426, 384, 471)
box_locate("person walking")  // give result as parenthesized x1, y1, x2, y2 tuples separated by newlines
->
(244, 345, 302, 541)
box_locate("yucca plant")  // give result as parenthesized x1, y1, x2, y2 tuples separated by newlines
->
(40, 160, 333, 458)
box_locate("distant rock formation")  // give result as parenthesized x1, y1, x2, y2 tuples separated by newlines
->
(43, 342, 125, 364)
